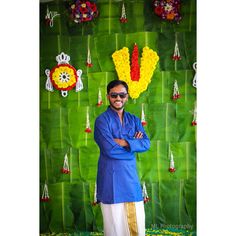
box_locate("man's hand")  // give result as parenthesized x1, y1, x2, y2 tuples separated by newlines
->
(114, 138, 129, 147)
(134, 131, 143, 139)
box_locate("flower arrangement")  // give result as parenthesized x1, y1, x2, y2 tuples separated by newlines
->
(153, 0, 181, 23)
(112, 44, 159, 99)
(70, 0, 98, 23)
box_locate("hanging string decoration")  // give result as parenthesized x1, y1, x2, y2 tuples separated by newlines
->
(169, 151, 176, 173)
(92, 182, 98, 206)
(69, 0, 99, 23)
(192, 103, 197, 126)
(86, 47, 93, 67)
(172, 41, 181, 61)
(141, 103, 147, 126)
(96, 88, 103, 107)
(85, 107, 92, 133)
(112, 44, 159, 99)
(192, 62, 197, 88)
(172, 80, 180, 100)
(142, 182, 150, 203)
(120, 2, 128, 23)
(45, 5, 60, 27)
(45, 52, 83, 97)
(153, 0, 181, 23)
(41, 182, 50, 202)
(61, 153, 70, 174)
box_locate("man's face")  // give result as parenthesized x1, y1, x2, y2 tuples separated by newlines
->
(107, 84, 128, 111)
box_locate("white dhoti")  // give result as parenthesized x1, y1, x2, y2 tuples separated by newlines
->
(100, 201, 145, 236)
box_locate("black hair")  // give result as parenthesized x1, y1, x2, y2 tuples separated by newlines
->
(107, 80, 129, 94)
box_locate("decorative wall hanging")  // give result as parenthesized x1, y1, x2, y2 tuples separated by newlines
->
(45, 52, 83, 97)
(153, 0, 181, 23)
(169, 151, 176, 173)
(120, 2, 128, 23)
(112, 44, 159, 99)
(191, 103, 197, 126)
(41, 182, 50, 202)
(85, 107, 92, 133)
(172, 80, 180, 100)
(61, 153, 70, 174)
(192, 62, 197, 88)
(45, 5, 60, 27)
(172, 41, 181, 61)
(142, 182, 150, 203)
(86, 47, 93, 67)
(96, 88, 103, 107)
(141, 103, 147, 126)
(92, 182, 98, 206)
(69, 0, 98, 23)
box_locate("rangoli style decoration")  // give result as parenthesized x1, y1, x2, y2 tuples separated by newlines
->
(112, 43, 159, 99)
(192, 62, 197, 88)
(169, 151, 176, 173)
(45, 52, 83, 97)
(69, 0, 98, 23)
(153, 0, 181, 23)
(120, 2, 128, 23)
(45, 5, 60, 27)
(142, 182, 150, 203)
(61, 154, 70, 174)
(141, 103, 147, 126)
(41, 182, 50, 202)
(172, 80, 180, 100)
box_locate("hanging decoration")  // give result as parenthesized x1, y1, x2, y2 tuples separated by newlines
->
(45, 5, 60, 27)
(45, 52, 83, 97)
(142, 182, 150, 203)
(141, 103, 147, 126)
(96, 88, 103, 107)
(153, 0, 181, 23)
(41, 182, 50, 202)
(69, 0, 98, 24)
(120, 2, 128, 23)
(85, 107, 92, 133)
(92, 182, 98, 206)
(172, 41, 181, 61)
(86, 46, 93, 67)
(61, 153, 70, 174)
(172, 80, 180, 100)
(169, 151, 176, 173)
(112, 44, 159, 99)
(192, 62, 197, 88)
(192, 103, 197, 126)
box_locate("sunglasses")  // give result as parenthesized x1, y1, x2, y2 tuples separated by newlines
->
(109, 92, 128, 99)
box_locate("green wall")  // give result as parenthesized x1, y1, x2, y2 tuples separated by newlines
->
(40, 0, 196, 233)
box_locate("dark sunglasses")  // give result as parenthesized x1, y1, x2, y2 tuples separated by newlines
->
(109, 92, 128, 99)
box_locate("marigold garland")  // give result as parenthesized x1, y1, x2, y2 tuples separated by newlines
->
(112, 46, 159, 99)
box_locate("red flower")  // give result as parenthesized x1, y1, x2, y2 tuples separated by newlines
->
(85, 127, 92, 133)
(61, 168, 70, 174)
(40, 197, 50, 202)
(86, 62, 93, 67)
(120, 17, 128, 23)
(96, 101, 103, 107)
(169, 167, 176, 172)
(154, 6, 164, 16)
(130, 44, 140, 81)
(144, 197, 150, 203)
(141, 121, 147, 126)
(192, 120, 197, 126)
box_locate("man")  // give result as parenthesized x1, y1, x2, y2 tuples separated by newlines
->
(94, 79, 150, 236)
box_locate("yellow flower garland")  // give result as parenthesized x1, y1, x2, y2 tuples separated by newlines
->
(112, 46, 159, 99)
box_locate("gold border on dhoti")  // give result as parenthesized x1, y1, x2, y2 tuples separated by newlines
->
(125, 202, 138, 236)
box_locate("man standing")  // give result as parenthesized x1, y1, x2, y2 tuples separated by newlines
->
(94, 80, 150, 236)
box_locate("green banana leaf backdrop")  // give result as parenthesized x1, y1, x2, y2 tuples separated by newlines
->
(40, 0, 196, 234)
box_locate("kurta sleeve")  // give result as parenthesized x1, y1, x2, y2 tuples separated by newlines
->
(94, 117, 134, 160)
(125, 117, 150, 153)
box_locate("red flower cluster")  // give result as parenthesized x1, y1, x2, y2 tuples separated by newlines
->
(130, 44, 140, 81)
(85, 127, 92, 133)
(153, 0, 181, 23)
(86, 62, 93, 67)
(169, 167, 176, 173)
(141, 121, 147, 126)
(96, 101, 103, 107)
(70, 0, 98, 23)
(61, 168, 70, 174)
(144, 197, 151, 204)
(40, 197, 50, 202)
(172, 94, 180, 100)
(191, 120, 197, 126)
(172, 54, 181, 61)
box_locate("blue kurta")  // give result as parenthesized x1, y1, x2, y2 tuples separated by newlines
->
(94, 106, 150, 204)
